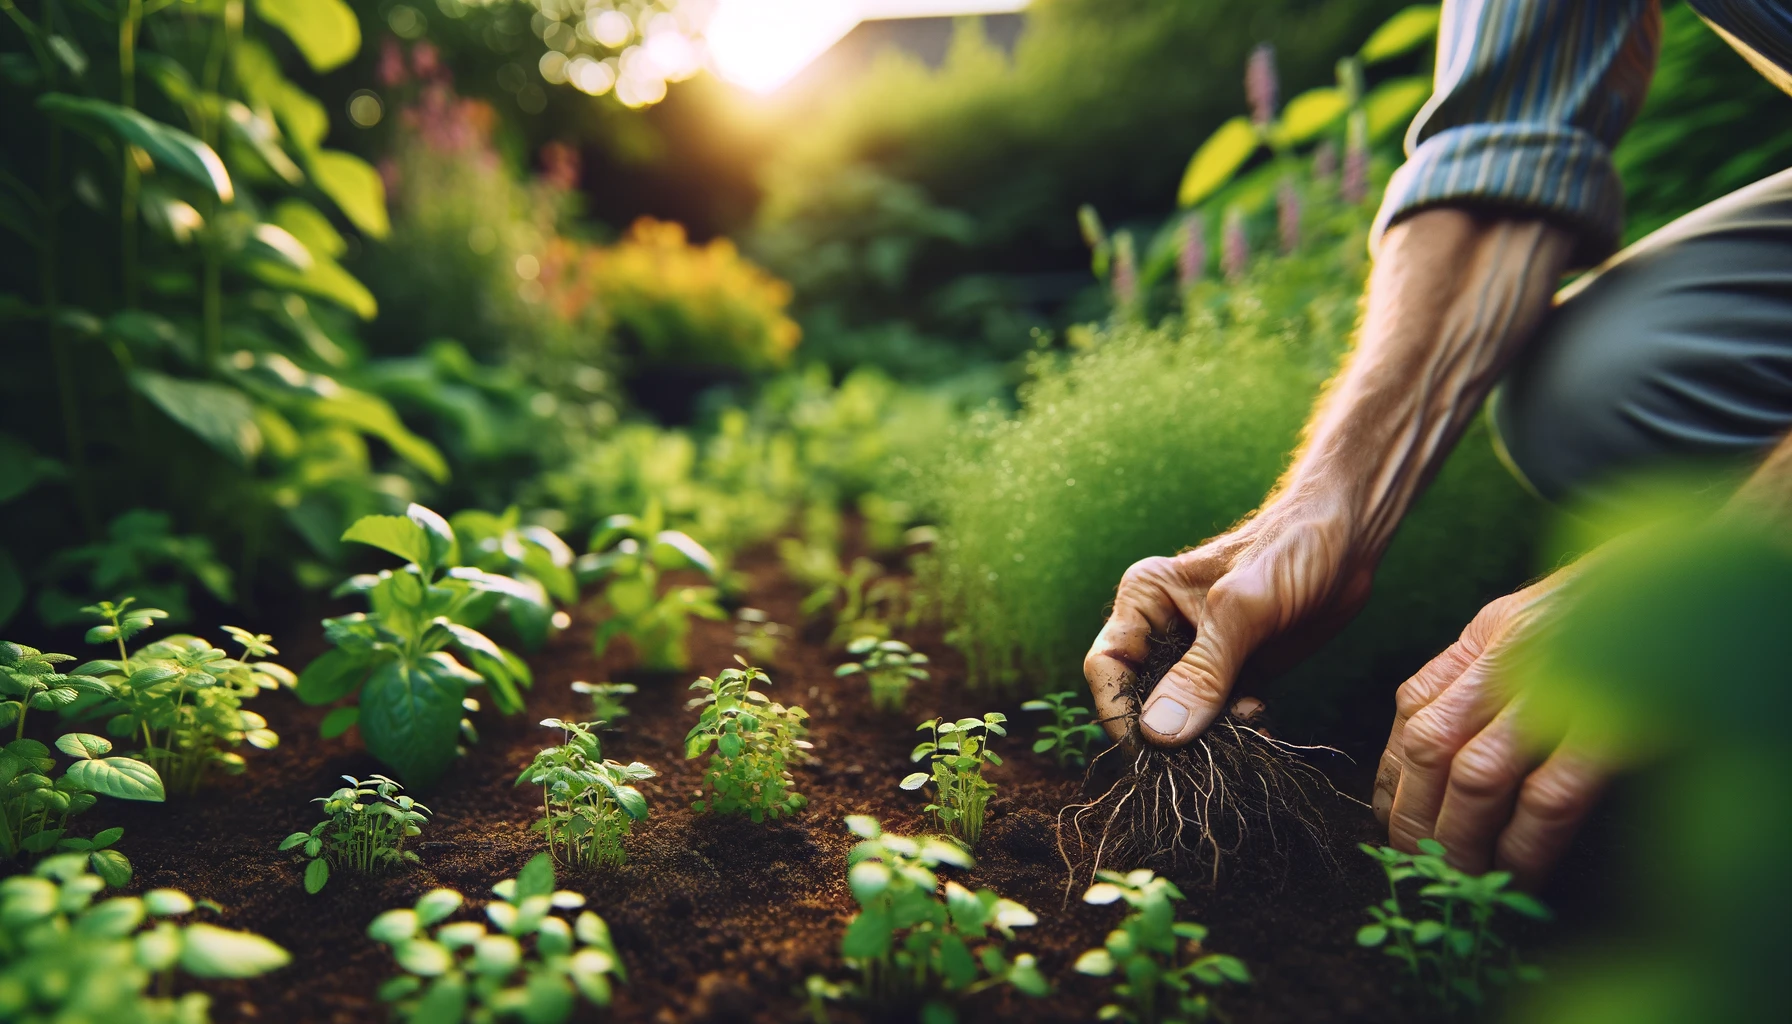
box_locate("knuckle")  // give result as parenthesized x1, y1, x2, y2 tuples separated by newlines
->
(1518, 772, 1592, 824)
(1448, 744, 1516, 800)
(1394, 676, 1437, 718)
(1400, 711, 1460, 771)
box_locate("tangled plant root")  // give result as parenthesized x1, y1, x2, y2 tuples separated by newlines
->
(1059, 623, 1359, 894)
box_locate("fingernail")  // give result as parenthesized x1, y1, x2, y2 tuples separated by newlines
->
(1142, 697, 1189, 736)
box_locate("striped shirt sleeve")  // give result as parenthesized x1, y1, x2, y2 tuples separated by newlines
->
(1371, 0, 1662, 265)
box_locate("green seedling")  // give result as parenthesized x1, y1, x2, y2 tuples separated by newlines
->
(450, 507, 579, 649)
(369, 852, 625, 1023)
(1076, 869, 1250, 1023)
(1020, 691, 1105, 767)
(810, 814, 1046, 1023)
(902, 714, 1005, 846)
(571, 680, 637, 725)
(1, 641, 105, 740)
(780, 540, 906, 645)
(517, 718, 656, 870)
(280, 774, 431, 894)
(835, 637, 930, 713)
(734, 607, 790, 666)
(580, 500, 725, 672)
(0, 853, 289, 1022)
(295, 503, 543, 788)
(1356, 839, 1549, 1011)
(75, 602, 290, 795)
(685, 658, 812, 822)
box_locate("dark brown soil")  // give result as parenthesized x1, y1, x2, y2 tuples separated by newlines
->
(98, 548, 1457, 1023)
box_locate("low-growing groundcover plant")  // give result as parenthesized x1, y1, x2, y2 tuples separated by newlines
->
(0, 853, 290, 1023)
(581, 501, 726, 672)
(835, 637, 930, 713)
(685, 658, 812, 821)
(296, 503, 545, 787)
(517, 718, 656, 870)
(368, 853, 626, 1023)
(1021, 691, 1105, 767)
(280, 774, 432, 894)
(75, 600, 291, 795)
(1357, 839, 1549, 1011)
(1076, 869, 1251, 1023)
(902, 714, 1006, 846)
(808, 815, 1047, 1024)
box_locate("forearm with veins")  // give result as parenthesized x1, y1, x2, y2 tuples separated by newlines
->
(1273, 211, 1576, 559)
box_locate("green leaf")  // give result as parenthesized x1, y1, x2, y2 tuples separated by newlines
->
(413, 977, 469, 1021)
(90, 848, 132, 888)
(132, 372, 262, 465)
(1272, 87, 1350, 147)
(1363, 76, 1433, 141)
(841, 905, 892, 959)
(143, 889, 194, 916)
(296, 648, 371, 706)
(899, 772, 929, 790)
(225, 101, 303, 186)
(1075, 949, 1115, 975)
(407, 505, 458, 566)
(1178, 116, 1260, 208)
(179, 922, 291, 978)
(311, 149, 389, 239)
(271, 198, 344, 259)
(64, 757, 166, 802)
(1359, 4, 1441, 65)
(319, 705, 360, 739)
(55, 733, 111, 759)
(516, 852, 556, 899)
(359, 660, 466, 789)
(248, 250, 377, 320)
(415, 888, 464, 926)
(368, 908, 419, 944)
(1356, 923, 1388, 947)
(37, 94, 232, 201)
(342, 515, 431, 567)
(255, 0, 362, 74)
(313, 390, 446, 481)
(303, 857, 329, 893)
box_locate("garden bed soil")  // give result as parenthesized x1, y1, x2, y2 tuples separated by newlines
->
(100, 546, 1568, 1023)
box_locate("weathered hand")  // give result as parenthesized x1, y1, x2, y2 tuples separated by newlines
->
(1082, 501, 1373, 747)
(1374, 572, 1606, 889)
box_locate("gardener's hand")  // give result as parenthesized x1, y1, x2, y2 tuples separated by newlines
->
(1083, 497, 1375, 746)
(1374, 571, 1607, 888)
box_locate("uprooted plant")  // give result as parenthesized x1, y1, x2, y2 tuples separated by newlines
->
(1076, 868, 1250, 1023)
(1060, 623, 1351, 887)
(1021, 690, 1105, 767)
(368, 852, 626, 1023)
(0, 853, 290, 1022)
(685, 658, 811, 821)
(1356, 839, 1550, 1012)
(280, 774, 431, 894)
(295, 503, 544, 788)
(580, 501, 726, 672)
(902, 714, 1005, 846)
(835, 637, 930, 713)
(517, 718, 656, 870)
(807, 815, 1048, 1024)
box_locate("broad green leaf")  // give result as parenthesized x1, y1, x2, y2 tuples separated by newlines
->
(1272, 87, 1350, 146)
(273, 199, 345, 259)
(179, 922, 291, 978)
(360, 660, 465, 789)
(415, 888, 464, 926)
(248, 250, 377, 320)
(256, 0, 361, 74)
(406, 504, 458, 566)
(1360, 4, 1441, 65)
(841, 905, 892, 959)
(342, 515, 431, 567)
(0, 433, 62, 505)
(55, 733, 112, 759)
(303, 857, 329, 893)
(89, 848, 132, 888)
(319, 704, 360, 738)
(313, 390, 447, 481)
(1075, 948, 1115, 975)
(1178, 116, 1260, 208)
(1363, 76, 1433, 141)
(132, 372, 262, 465)
(516, 852, 555, 899)
(224, 101, 303, 185)
(296, 648, 372, 706)
(144, 889, 194, 916)
(368, 908, 419, 944)
(242, 223, 312, 272)
(311, 149, 389, 239)
(64, 757, 166, 802)
(38, 94, 232, 201)
(413, 977, 469, 1021)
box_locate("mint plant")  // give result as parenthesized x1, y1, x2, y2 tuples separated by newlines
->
(1076, 869, 1251, 1023)
(734, 607, 790, 666)
(581, 501, 725, 671)
(0, 853, 290, 1022)
(822, 814, 1047, 1023)
(451, 507, 579, 649)
(901, 714, 1006, 846)
(1356, 839, 1549, 1011)
(1020, 691, 1105, 767)
(369, 853, 626, 1023)
(280, 774, 432, 894)
(75, 602, 290, 795)
(685, 658, 812, 822)
(517, 719, 656, 870)
(571, 680, 637, 725)
(295, 503, 545, 788)
(1, 730, 163, 882)
(835, 637, 930, 713)
(1, 641, 101, 740)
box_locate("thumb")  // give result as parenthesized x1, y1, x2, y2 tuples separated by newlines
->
(1138, 597, 1257, 746)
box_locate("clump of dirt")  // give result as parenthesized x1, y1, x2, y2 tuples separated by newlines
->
(1060, 621, 1358, 890)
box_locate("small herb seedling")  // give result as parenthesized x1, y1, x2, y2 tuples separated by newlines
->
(369, 852, 625, 1023)
(517, 719, 656, 870)
(280, 774, 431, 894)
(835, 637, 929, 714)
(902, 714, 1005, 846)
(1076, 869, 1250, 1023)
(1356, 839, 1549, 1011)
(811, 815, 1046, 1023)
(685, 658, 812, 822)
(0, 853, 289, 1022)
(734, 607, 790, 666)
(450, 507, 579, 650)
(580, 500, 726, 672)
(571, 680, 637, 725)
(779, 542, 904, 645)
(1020, 691, 1105, 767)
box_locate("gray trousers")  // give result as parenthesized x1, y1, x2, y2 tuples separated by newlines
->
(1492, 166, 1792, 504)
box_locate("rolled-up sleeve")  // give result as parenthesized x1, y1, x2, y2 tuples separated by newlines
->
(1372, 0, 1662, 265)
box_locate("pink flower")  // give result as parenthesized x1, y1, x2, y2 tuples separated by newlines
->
(1111, 231, 1138, 311)
(378, 37, 407, 88)
(412, 40, 440, 80)
(1312, 140, 1337, 179)
(1277, 177, 1301, 254)
(539, 141, 581, 191)
(1222, 208, 1249, 282)
(1177, 214, 1205, 288)
(1246, 44, 1278, 126)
